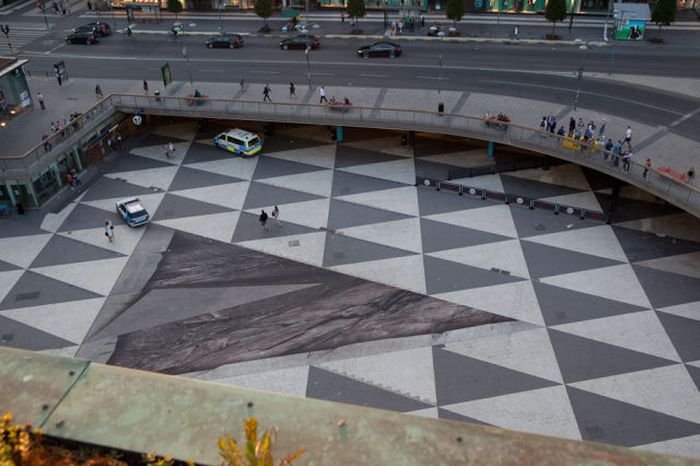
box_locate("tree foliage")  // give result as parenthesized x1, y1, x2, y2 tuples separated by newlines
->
(545, 0, 567, 35)
(446, 0, 465, 24)
(254, 0, 272, 24)
(651, 0, 677, 36)
(346, 0, 366, 21)
(166, 0, 182, 18)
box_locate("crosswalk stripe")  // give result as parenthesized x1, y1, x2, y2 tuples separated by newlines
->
(0, 28, 48, 52)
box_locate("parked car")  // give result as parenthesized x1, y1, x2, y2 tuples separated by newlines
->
(279, 34, 319, 50)
(65, 31, 99, 44)
(79, 21, 111, 36)
(357, 41, 402, 58)
(206, 33, 244, 48)
(116, 197, 150, 227)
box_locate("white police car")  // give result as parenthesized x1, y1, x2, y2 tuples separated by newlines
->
(116, 197, 150, 227)
(213, 128, 263, 157)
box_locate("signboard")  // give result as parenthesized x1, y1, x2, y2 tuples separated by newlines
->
(614, 19, 646, 40)
(161, 63, 172, 87)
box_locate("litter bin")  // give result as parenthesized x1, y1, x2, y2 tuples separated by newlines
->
(438, 102, 444, 114)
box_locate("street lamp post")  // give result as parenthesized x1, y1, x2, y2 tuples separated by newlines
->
(438, 53, 443, 95)
(573, 42, 588, 110)
(109, 1, 117, 32)
(181, 22, 196, 86)
(217, 0, 223, 30)
(305, 45, 312, 88)
(39, 0, 50, 30)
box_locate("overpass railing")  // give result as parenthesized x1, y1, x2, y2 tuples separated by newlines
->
(3, 94, 699, 218)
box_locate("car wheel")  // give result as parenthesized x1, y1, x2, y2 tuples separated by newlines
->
(389, 51, 395, 58)
(208, 43, 213, 48)
(283, 44, 289, 50)
(229, 43, 234, 48)
(363, 51, 369, 58)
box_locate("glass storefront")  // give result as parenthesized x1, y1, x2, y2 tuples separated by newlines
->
(0, 60, 32, 130)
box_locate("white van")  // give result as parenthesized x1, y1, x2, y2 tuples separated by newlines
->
(213, 128, 263, 157)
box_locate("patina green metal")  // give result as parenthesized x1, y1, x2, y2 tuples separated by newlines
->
(0, 347, 89, 427)
(0, 346, 698, 466)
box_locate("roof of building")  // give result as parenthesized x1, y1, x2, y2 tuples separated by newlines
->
(613, 2, 651, 20)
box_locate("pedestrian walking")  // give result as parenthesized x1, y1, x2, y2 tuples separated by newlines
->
(643, 158, 651, 179)
(420, 13, 425, 27)
(624, 126, 632, 145)
(340, 11, 345, 23)
(239, 76, 245, 94)
(289, 82, 296, 99)
(87, 0, 92, 10)
(272, 205, 280, 225)
(95, 84, 103, 98)
(568, 117, 575, 137)
(143, 80, 149, 95)
(539, 116, 546, 130)
(164, 143, 172, 159)
(36, 92, 45, 110)
(687, 166, 695, 185)
(168, 141, 175, 158)
(259, 210, 269, 230)
(263, 84, 272, 102)
(105, 220, 115, 242)
(319, 86, 328, 104)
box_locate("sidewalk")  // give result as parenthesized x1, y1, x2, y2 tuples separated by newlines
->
(2, 76, 698, 180)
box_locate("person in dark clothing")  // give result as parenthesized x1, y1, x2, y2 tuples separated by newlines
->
(568, 117, 576, 137)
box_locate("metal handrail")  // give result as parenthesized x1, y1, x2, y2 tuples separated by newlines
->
(3, 93, 698, 217)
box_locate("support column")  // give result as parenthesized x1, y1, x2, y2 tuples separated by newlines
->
(487, 141, 495, 158)
(606, 180, 621, 224)
(336, 126, 343, 143)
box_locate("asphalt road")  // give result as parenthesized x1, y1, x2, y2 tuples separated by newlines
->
(19, 30, 700, 142)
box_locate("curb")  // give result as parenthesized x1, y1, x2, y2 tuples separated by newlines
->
(125, 29, 607, 46)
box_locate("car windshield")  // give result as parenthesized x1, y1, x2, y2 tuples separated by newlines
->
(248, 137, 260, 146)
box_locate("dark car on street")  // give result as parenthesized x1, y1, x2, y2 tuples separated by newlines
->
(279, 34, 319, 50)
(357, 41, 402, 58)
(79, 22, 111, 36)
(65, 30, 99, 44)
(206, 33, 244, 48)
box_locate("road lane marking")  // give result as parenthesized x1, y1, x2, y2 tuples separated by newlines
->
(250, 70, 280, 74)
(201, 69, 225, 72)
(360, 73, 389, 78)
(669, 107, 700, 127)
(489, 79, 686, 116)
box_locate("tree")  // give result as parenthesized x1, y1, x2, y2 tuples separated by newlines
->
(254, 0, 272, 26)
(446, 0, 465, 25)
(346, 0, 366, 29)
(166, 0, 182, 19)
(651, 0, 677, 38)
(545, 0, 567, 37)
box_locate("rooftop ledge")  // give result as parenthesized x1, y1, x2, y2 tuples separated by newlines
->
(1, 346, 698, 466)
